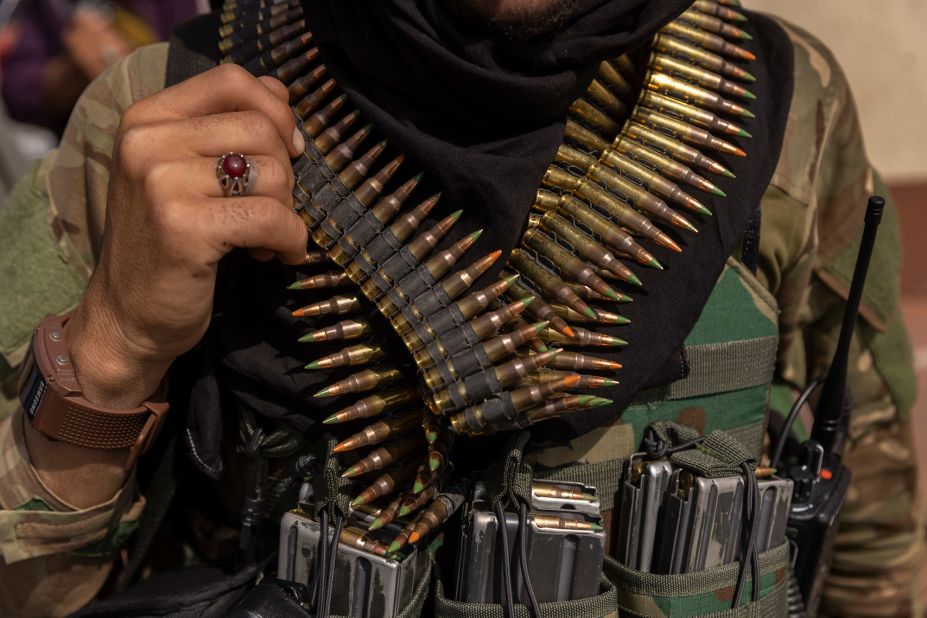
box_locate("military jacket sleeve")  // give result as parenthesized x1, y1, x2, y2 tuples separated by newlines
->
(759, 18, 923, 618)
(0, 44, 168, 617)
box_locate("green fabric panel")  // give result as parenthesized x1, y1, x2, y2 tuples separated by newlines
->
(607, 542, 790, 618)
(622, 385, 771, 458)
(869, 309, 917, 417)
(71, 519, 141, 558)
(0, 356, 19, 423)
(667, 336, 779, 400)
(14, 498, 52, 512)
(824, 173, 899, 328)
(0, 162, 87, 363)
(683, 267, 778, 347)
(722, 422, 766, 461)
(768, 383, 811, 440)
(823, 172, 916, 416)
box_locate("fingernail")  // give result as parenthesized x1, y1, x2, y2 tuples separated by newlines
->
(292, 127, 305, 154)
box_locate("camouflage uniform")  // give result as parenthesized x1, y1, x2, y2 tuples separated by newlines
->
(0, 17, 922, 617)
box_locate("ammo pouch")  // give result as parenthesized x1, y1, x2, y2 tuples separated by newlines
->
(434, 432, 619, 618)
(229, 568, 433, 618)
(519, 423, 791, 618)
(433, 544, 787, 618)
(606, 543, 790, 618)
(606, 423, 790, 617)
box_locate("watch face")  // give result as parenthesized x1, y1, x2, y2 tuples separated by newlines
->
(20, 369, 48, 420)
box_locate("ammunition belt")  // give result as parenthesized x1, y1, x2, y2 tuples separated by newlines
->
(218, 0, 759, 548)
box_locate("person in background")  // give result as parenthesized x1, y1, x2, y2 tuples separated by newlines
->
(1, 0, 207, 135)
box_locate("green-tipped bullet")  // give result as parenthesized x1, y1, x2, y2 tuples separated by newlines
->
(400, 486, 437, 517)
(323, 387, 418, 424)
(339, 139, 389, 190)
(323, 123, 372, 171)
(341, 435, 424, 478)
(313, 367, 403, 398)
(299, 318, 371, 343)
(351, 460, 418, 508)
(333, 411, 421, 453)
(305, 343, 384, 370)
(368, 494, 402, 531)
(354, 154, 406, 207)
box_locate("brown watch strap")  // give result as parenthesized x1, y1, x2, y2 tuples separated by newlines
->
(21, 315, 169, 468)
(55, 402, 153, 450)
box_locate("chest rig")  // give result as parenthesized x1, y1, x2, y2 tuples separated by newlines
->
(216, 0, 775, 552)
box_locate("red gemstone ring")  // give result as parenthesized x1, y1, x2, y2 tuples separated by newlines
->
(216, 153, 252, 197)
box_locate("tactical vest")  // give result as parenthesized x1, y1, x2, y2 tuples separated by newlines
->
(199, 0, 796, 614)
(530, 257, 778, 488)
(520, 257, 786, 618)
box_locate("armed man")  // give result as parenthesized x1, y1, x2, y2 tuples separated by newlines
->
(0, 0, 923, 616)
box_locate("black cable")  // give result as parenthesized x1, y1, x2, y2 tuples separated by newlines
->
(319, 514, 344, 618)
(748, 470, 761, 603)
(518, 502, 542, 618)
(641, 428, 706, 460)
(495, 500, 517, 618)
(786, 539, 808, 618)
(732, 463, 761, 607)
(313, 509, 328, 612)
(770, 377, 825, 469)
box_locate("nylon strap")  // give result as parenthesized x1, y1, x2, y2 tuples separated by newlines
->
(486, 431, 533, 505)
(647, 421, 756, 478)
(608, 542, 790, 617)
(666, 336, 778, 400)
(311, 436, 353, 518)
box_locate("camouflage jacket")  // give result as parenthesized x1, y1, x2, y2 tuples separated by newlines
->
(0, 18, 921, 617)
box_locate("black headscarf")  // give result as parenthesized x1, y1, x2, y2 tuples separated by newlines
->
(167, 1, 793, 475)
(301, 0, 694, 284)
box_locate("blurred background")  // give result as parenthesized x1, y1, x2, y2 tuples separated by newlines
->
(0, 0, 924, 466)
(0, 0, 212, 199)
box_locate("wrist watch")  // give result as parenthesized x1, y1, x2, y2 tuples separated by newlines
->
(18, 314, 169, 469)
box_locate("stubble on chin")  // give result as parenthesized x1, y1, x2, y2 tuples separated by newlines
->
(442, 0, 582, 40)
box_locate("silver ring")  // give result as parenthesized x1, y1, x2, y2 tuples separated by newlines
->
(216, 153, 252, 197)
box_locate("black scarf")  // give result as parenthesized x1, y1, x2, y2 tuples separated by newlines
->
(167, 1, 793, 477)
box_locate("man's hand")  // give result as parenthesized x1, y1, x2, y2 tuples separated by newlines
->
(65, 64, 307, 411)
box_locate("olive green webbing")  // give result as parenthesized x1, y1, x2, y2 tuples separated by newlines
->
(398, 560, 433, 618)
(666, 335, 779, 400)
(672, 428, 756, 478)
(608, 542, 788, 597)
(486, 431, 535, 505)
(608, 543, 789, 618)
(723, 421, 766, 460)
(433, 565, 619, 618)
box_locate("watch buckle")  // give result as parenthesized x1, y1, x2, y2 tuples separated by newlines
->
(125, 397, 170, 470)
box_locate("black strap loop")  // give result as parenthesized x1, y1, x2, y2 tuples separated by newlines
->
(311, 436, 354, 520)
